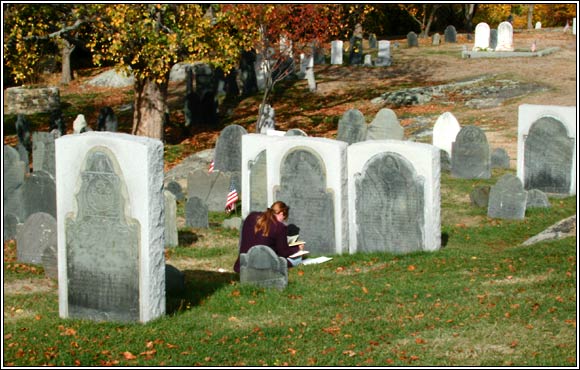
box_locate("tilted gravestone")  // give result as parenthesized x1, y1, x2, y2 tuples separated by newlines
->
(336, 109, 367, 145)
(56, 132, 165, 323)
(213, 124, 247, 172)
(366, 108, 403, 141)
(4, 145, 26, 222)
(185, 196, 209, 228)
(407, 31, 419, 47)
(487, 174, 527, 220)
(444, 25, 457, 43)
(240, 245, 288, 290)
(16, 212, 57, 265)
(491, 147, 510, 169)
(526, 189, 551, 209)
(164, 190, 179, 247)
(451, 126, 491, 179)
(22, 170, 57, 220)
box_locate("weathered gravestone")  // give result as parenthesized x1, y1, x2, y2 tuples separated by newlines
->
(22, 170, 57, 219)
(375, 40, 392, 66)
(432, 33, 441, 46)
(407, 31, 419, 47)
(473, 22, 491, 51)
(166, 180, 185, 202)
(366, 108, 403, 140)
(16, 212, 57, 265)
(214, 124, 247, 172)
(526, 189, 551, 209)
(248, 150, 268, 213)
(491, 147, 510, 169)
(348, 141, 441, 254)
(4, 145, 26, 221)
(56, 132, 165, 323)
(337, 109, 367, 145)
(32, 131, 58, 177)
(444, 25, 457, 43)
(188, 169, 233, 212)
(4, 213, 21, 242)
(331, 40, 343, 65)
(470, 185, 491, 207)
(451, 126, 491, 179)
(487, 174, 527, 220)
(240, 245, 288, 290)
(495, 21, 514, 51)
(518, 105, 576, 194)
(489, 29, 498, 50)
(285, 128, 308, 137)
(42, 244, 58, 279)
(433, 111, 461, 158)
(185, 196, 209, 228)
(164, 190, 179, 247)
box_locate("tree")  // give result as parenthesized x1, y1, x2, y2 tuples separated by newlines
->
(86, 4, 244, 139)
(400, 4, 442, 38)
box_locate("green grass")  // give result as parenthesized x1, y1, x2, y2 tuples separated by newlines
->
(3, 169, 577, 366)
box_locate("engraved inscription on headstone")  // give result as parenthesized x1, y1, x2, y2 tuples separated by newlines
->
(355, 152, 424, 253)
(65, 147, 140, 322)
(336, 109, 367, 145)
(249, 150, 268, 213)
(16, 212, 57, 264)
(524, 116, 573, 193)
(22, 170, 57, 219)
(275, 148, 335, 254)
(451, 126, 491, 179)
(487, 174, 527, 220)
(213, 124, 247, 172)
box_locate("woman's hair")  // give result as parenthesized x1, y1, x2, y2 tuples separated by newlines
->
(255, 201, 289, 236)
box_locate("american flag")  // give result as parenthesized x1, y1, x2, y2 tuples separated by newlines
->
(208, 160, 215, 173)
(225, 180, 239, 213)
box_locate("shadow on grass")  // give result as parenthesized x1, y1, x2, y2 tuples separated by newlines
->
(166, 269, 238, 315)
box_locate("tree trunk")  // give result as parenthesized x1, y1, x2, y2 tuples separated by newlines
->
(527, 4, 534, 29)
(60, 39, 75, 85)
(463, 4, 477, 33)
(132, 77, 167, 140)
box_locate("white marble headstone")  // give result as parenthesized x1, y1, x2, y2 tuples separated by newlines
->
(473, 22, 490, 51)
(432, 111, 461, 157)
(331, 40, 343, 65)
(495, 21, 514, 51)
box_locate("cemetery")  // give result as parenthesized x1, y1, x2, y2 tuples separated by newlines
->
(2, 9, 577, 367)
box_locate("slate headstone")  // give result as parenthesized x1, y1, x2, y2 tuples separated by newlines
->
(164, 191, 179, 247)
(213, 124, 248, 172)
(366, 108, 403, 140)
(407, 31, 419, 47)
(16, 212, 57, 265)
(166, 180, 185, 202)
(185, 196, 209, 228)
(22, 170, 57, 219)
(487, 174, 527, 220)
(470, 185, 491, 208)
(336, 109, 367, 145)
(451, 126, 491, 179)
(526, 189, 551, 209)
(4, 145, 26, 221)
(239, 245, 288, 290)
(444, 25, 457, 43)
(32, 131, 58, 177)
(491, 147, 510, 169)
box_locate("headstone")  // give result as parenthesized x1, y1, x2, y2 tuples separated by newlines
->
(349, 31, 364, 65)
(444, 25, 457, 43)
(489, 29, 498, 50)
(42, 243, 58, 279)
(285, 128, 308, 137)
(4, 145, 26, 221)
(50, 109, 66, 136)
(535, 21, 541, 29)
(97, 106, 118, 132)
(495, 21, 514, 51)
(16, 212, 57, 264)
(487, 174, 527, 220)
(164, 191, 179, 247)
(239, 245, 288, 290)
(336, 109, 367, 145)
(470, 185, 491, 207)
(166, 180, 185, 202)
(249, 150, 268, 213)
(407, 31, 419, 47)
(32, 131, 58, 177)
(451, 126, 491, 179)
(213, 124, 247, 172)
(56, 132, 165, 323)
(368, 33, 377, 49)
(185, 196, 209, 228)
(73, 114, 91, 134)
(16, 114, 32, 152)
(432, 33, 441, 46)
(526, 189, 551, 209)
(366, 108, 403, 140)
(331, 40, 343, 65)
(188, 170, 233, 212)
(517, 104, 576, 195)
(375, 40, 392, 66)
(348, 141, 441, 254)
(22, 170, 57, 219)
(432, 111, 461, 158)
(491, 147, 510, 169)
(473, 22, 490, 51)
(4, 213, 21, 242)
(439, 150, 451, 173)
(363, 54, 372, 66)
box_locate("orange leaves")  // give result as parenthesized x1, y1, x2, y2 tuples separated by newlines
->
(122, 351, 137, 360)
(322, 326, 341, 336)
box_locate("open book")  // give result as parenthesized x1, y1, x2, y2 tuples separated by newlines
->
(287, 234, 306, 247)
(289, 250, 309, 258)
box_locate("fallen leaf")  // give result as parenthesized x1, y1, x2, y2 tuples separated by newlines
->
(122, 351, 137, 360)
(407, 265, 415, 271)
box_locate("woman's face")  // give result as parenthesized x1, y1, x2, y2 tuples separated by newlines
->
(275, 211, 286, 223)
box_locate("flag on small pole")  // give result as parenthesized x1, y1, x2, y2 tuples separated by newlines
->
(208, 160, 215, 173)
(225, 180, 239, 213)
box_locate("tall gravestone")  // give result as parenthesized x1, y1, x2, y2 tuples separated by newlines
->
(444, 25, 457, 43)
(349, 24, 364, 65)
(56, 132, 165, 323)
(336, 109, 367, 145)
(331, 40, 343, 65)
(4, 145, 26, 222)
(366, 108, 403, 140)
(473, 22, 490, 51)
(407, 31, 419, 47)
(22, 170, 57, 219)
(432, 112, 461, 158)
(495, 21, 514, 51)
(517, 105, 576, 195)
(348, 141, 441, 254)
(487, 174, 527, 220)
(451, 126, 491, 179)
(164, 190, 179, 247)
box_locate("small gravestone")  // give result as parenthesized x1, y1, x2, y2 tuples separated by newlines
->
(368, 33, 377, 49)
(188, 170, 232, 212)
(32, 131, 58, 177)
(73, 114, 91, 134)
(336, 109, 367, 145)
(495, 21, 514, 51)
(433, 112, 461, 158)
(451, 126, 491, 179)
(364, 54, 372, 67)
(366, 108, 403, 140)
(185, 196, 209, 228)
(240, 245, 288, 290)
(444, 25, 457, 43)
(473, 22, 490, 51)
(249, 150, 268, 213)
(375, 40, 392, 66)
(214, 124, 247, 172)
(487, 174, 527, 220)
(470, 185, 491, 207)
(42, 244, 58, 279)
(526, 189, 551, 209)
(165, 264, 185, 296)
(4, 145, 26, 221)
(285, 128, 308, 137)
(490, 29, 498, 49)
(222, 216, 242, 230)
(164, 191, 179, 247)
(4, 213, 21, 242)
(166, 180, 185, 202)
(97, 107, 118, 132)
(16, 212, 57, 264)
(331, 40, 343, 65)
(491, 147, 510, 169)
(22, 170, 57, 219)
(432, 33, 441, 46)
(407, 31, 419, 47)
